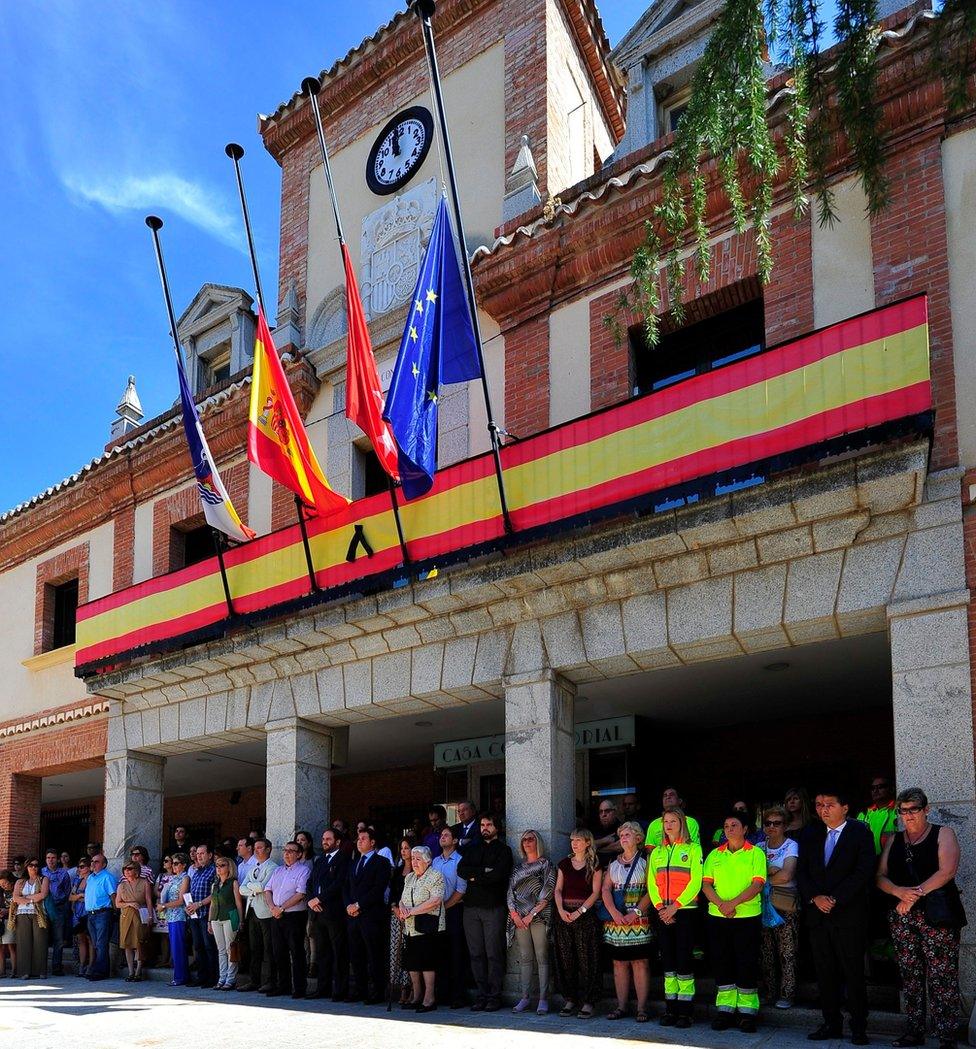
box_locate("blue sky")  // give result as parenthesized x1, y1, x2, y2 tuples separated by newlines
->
(0, 1, 647, 514)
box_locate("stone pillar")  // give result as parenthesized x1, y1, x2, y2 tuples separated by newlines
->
(888, 590, 976, 1005)
(503, 670, 576, 860)
(103, 750, 166, 873)
(265, 718, 333, 857)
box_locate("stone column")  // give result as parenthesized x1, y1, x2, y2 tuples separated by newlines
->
(888, 590, 976, 1005)
(265, 718, 333, 857)
(503, 670, 576, 859)
(103, 750, 166, 873)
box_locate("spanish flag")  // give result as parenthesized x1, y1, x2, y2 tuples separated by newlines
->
(247, 308, 348, 515)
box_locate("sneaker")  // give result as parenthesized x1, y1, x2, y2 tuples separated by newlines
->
(775, 999, 794, 1010)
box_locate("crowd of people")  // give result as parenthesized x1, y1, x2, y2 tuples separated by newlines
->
(0, 780, 965, 1049)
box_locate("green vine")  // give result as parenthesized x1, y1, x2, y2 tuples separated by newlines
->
(610, 1, 975, 350)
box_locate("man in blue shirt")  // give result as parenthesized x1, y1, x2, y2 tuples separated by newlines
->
(84, 853, 117, 981)
(42, 849, 72, 976)
(186, 843, 218, 987)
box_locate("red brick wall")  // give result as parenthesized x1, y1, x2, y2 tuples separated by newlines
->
(764, 208, 814, 347)
(504, 315, 551, 437)
(34, 543, 89, 655)
(871, 135, 957, 471)
(589, 288, 636, 411)
(112, 504, 135, 592)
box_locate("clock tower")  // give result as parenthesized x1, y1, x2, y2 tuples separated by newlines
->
(259, 0, 622, 505)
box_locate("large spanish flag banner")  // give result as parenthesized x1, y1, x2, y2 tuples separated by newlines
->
(76, 297, 931, 674)
(248, 307, 348, 515)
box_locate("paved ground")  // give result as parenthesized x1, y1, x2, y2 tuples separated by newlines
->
(0, 977, 906, 1049)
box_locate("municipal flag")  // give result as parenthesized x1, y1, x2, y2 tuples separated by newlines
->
(248, 307, 348, 515)
(383, 197, 481, 499)
(342, 244, 399, 481)
(175, 349, 255, 544)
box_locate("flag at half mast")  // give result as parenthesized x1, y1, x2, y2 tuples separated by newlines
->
(175, 350, 254, 543)
(383, 197, 482, 499)
(248, 308, 348, 515)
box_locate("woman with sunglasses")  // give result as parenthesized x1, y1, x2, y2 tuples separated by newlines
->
(12, 859, 49, 978)
(208, 855, 244, 989)
(507, 830, 557, 1014)
(760, 804, 799, 1010)
(116, 862, 153, 981)
(877, 788, 966, 1049)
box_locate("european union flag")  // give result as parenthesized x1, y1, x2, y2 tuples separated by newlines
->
(383, 196, 481, 499)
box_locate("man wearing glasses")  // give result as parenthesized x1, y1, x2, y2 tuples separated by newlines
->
(83, 853, 117, 981)
(41, 849, 72, 976)
(264, 841, 310, 999)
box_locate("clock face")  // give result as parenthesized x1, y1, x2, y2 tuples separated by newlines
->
(366, 106, 435, 196)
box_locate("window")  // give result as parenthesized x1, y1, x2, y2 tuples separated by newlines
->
(169, 522, 214, 571)
(197, 343, 231, 393)
(632, 296, 765, 397)
(50, 578, 79, 649)
(353, 444, 389, 499)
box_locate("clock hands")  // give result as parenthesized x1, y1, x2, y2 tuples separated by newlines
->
(392, 126, 402, 158)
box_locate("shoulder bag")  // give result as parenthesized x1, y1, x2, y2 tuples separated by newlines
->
(410, 873, 442, 935)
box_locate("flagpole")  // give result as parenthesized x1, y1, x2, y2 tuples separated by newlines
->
(301, 78, 412, 568)
(224, 143, 320, 593)
(412, 0, 514, 536)
(144, 215, 236, 618)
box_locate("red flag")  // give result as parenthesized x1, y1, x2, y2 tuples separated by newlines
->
(248, 307, 348, 516)
(342, 244, 399, 481)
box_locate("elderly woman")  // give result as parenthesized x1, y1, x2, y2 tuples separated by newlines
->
(13, 859, 49, 979)
(508, 829, 557, 1015)
(396, 845, 445, 1012)
(116, 861, 152, 981)
(208, 855, 244, 989)
(702, 812, 767, 1033)
(877, 788, 966, 1049)
(553, 828, 603, 1019)
(648, 808, 703, 1028)
(601, 821, 654, 1022)
(760, 804, 799, 1010)
(159, 853, 191, 986)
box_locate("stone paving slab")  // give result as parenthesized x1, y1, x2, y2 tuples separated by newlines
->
(0, 977, 908, 1049)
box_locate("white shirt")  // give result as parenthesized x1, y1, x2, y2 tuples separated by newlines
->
(237, 854, 257, 884)
(763, 838, 799, 889)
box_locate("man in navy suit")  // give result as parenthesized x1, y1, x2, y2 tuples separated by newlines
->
(344, 827, 392, 1004)
(307, 828, 352, 1000)
(797, 789, 877, 1045)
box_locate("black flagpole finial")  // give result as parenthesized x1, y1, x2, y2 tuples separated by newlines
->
(145, 215, 163, 231)
(225, 142, 245, 161)
(301, 76, 320, 97)
(413, 0, 436, 17)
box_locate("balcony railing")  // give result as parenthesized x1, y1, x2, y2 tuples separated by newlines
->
(75, 296, 931, 676)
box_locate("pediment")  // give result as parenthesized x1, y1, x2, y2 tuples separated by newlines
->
(611, 0, 718, 68)
(177, 283, 254, 338)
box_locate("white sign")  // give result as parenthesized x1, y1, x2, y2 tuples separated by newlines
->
(434, 716, 636, 768)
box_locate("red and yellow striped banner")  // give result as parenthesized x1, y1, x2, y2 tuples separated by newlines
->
(76, 297, 930, 673)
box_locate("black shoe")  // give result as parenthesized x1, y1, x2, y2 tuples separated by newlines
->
(484, 999, 501, 1012)
(417, 1003, 437, 1013)
(660, 1012, 678, 1027)
(739, 1017, 758, 1033)
(676, 1016, 693, 1029)
(810, 1026, 844, 1041)
(265, 990, 283, 998)
(451, 1000, 467, 1010)
(471, 999, 487, 1012)
(291, 991, 306, 1000)
(712, 1015, 734, 1031)
(892, 1037, 924, 1048)
(257, 984, 273, 993)
(851, 1035, 870, 1046)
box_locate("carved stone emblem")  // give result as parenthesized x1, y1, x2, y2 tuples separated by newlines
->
(361, 177, 438, 320)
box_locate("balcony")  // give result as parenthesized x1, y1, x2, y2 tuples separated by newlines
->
(75, 296, 931, 677)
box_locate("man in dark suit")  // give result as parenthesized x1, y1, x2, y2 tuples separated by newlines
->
(797, 789, 877, 1045)
(451, 800, 479, 853)
(344, 826, 392, 1004)
(307, 828, 352, 1000)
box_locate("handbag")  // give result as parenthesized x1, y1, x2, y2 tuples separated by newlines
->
(596, 855, 639, 921)
(770, 884, 799, 915)
(414, 912, 440, 935)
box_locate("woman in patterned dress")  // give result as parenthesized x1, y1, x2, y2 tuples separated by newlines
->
(601, 821, 654, 1022)
(553, 828, 604, 1018)
(507, 830, 557, 1014)
(389, 835, 415, 1005)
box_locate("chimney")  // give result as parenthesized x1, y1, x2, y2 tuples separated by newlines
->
(110, 375, 144, 441)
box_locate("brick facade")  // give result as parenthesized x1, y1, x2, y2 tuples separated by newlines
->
(504, 314, 551, 436)
(34, 542, 89, 655)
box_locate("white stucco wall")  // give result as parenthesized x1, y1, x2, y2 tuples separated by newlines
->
(549, 295, 591, 426)
(811, 177, 875, 328)
(469, 312, 505, 457)
(133, 499, 153, 584)
(943, 127, 976, 472)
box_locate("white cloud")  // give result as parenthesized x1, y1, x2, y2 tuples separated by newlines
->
(63, 171, 244, 252)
